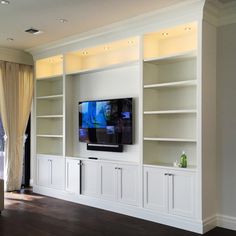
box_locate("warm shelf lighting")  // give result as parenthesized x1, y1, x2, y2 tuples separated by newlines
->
(184, 27, 192, 31)
(161, 32, 169, 36)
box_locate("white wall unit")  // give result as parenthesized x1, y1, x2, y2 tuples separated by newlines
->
(144, 166, 195, 218)
(32, 2, 219, 233)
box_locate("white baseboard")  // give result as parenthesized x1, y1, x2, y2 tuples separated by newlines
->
(203, 215, 217, 233)
(217, 214, 236, 231)
(33, 185, 203, 234)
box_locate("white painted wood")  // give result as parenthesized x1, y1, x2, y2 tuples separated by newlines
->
(143, 137, 197, 142)
(65, 158, 81, 194)
(144, 166, 195, 218)
(117, 164, 139, 206)
(37, 156, 65, 190)
(99, 162, 117, 201)
(144, 166, 168, 212)
(143, 80, 197, 89)
(144, 110, 197, 114)
(168, 170, 195, 218)
(81, 160, 100, 197)
(50, 157, 65, 190)
(37, 157, 50, 187)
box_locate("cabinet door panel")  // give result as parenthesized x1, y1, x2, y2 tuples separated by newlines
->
(117, 164, 139, 206)
(37, 157, 50, 187)
(168, 171, 195, 218)
(66, 159, 80, 194)
(51, 158, 65, 190)
(100, 163, 116, 201)
(143, 167, 168, 212)
(81, 161, 99, 197)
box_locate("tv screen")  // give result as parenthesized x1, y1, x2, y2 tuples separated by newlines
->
(79, 98, 133, 145)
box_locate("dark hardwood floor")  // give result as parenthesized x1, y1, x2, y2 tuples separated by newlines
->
(0, 189, 235, 236)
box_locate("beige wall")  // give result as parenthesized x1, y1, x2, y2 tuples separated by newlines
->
(0, 47, 33, 65)
(217, 23, 236, 217)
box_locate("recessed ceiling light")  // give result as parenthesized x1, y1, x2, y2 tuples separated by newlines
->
(6, 38, 14, 41)
(59, 18, 68, 23)
(1, 0, 10, 5)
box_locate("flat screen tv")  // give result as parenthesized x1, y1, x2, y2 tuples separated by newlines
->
(79, 98, 133, 145)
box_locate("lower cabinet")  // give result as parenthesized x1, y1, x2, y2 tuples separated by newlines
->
(144, 166, 196, 218)
(37, 155, 65, 190)
(78, 160, 139, 206)
(99, 162, 139, 206)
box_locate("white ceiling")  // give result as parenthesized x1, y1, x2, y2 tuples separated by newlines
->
(0, 0, 192, 51)
(0, 0, 233, 51)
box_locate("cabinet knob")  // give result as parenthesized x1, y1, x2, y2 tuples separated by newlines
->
(164, 173, 168, 176)
(168, 173, 173, 176)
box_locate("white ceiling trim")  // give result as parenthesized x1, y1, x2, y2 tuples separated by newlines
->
(27, 0, 205, 59)
(204, 0, 236, 26)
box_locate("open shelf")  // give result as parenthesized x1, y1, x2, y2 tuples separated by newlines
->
(144, 50, 196, 64)
(144, 80, 197, 89)
(143, 163, 197, 172)
(36, 55, 63, 79)
(36, 115, 63, 118)
(66, 60, 139, 76)
(65, 37, 139, 74)
(36, 76, 63, 97)
(36, 136, 63, 156)
(36, 94, 63, 100)
(143, 137, 197, 142)
(143, 140, 197, 167)
(37, 135, 63, 138)
(143, 22, 197, 60)
(144, 109, 197, 115)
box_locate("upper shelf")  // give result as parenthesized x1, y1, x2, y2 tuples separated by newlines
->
(143, 50, 196, 65)
(144, 79, 197, 89)
(36, 55, 63, 79)
(143, 22, 197, 60)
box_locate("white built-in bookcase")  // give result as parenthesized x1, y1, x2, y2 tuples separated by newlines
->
(32, 13, 216, 233)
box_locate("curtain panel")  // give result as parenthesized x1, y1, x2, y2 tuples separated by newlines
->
(0, 61, 33, 191)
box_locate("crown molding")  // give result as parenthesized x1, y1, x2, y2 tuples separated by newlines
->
(204, 0, 236, 26)
(27, 0, 205, 59)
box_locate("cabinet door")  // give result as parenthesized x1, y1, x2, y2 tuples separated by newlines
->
(99, 162, 117, 201)
(168, 170, 195, 218)
(117, 164, 139, 206)
(37, 157, 50, 187)
(66, 159, 80, 194)
(81, 160, 99, 197)
(143, 167, 168, 213)
(50, 158, 65, 190)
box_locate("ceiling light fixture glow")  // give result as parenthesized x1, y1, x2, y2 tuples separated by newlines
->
(161, 32, 169, 36)
(1, 0, 10, 4)
(59, 18, 68, 23)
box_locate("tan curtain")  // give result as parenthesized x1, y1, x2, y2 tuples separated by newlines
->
(0, 61, 33, 191)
